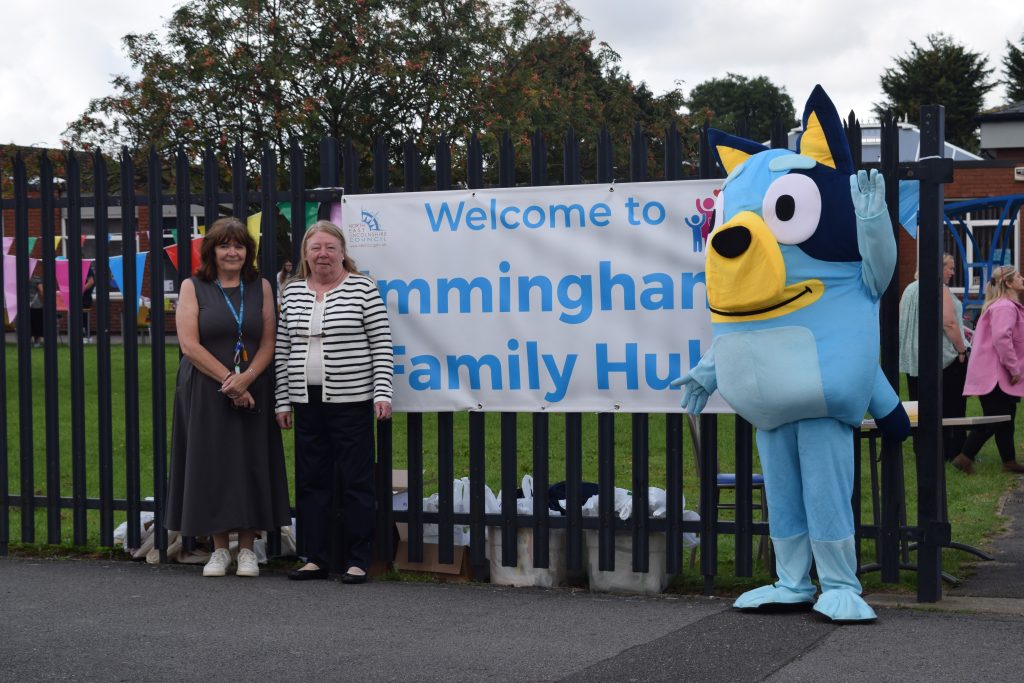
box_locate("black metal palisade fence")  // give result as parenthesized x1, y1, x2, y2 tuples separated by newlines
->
(0, 114, 950, 602)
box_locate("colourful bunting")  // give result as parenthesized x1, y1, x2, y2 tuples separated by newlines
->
(108, 252, 150, 305)
(54, 258, 94, 312)
(3, 254, 39, 322)
(277, 202, 320, 229)
(164, 238, 203, 275)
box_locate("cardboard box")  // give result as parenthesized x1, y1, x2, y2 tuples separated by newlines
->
(393, 522, 472, 581)
(584, 530, 671, 594)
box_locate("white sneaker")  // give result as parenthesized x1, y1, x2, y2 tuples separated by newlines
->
(203, 548, 232, 577)
(236, 548, 259, 577)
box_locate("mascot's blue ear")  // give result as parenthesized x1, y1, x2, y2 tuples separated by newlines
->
(796, 85, 855, 175)
(707, 128, 770, 176)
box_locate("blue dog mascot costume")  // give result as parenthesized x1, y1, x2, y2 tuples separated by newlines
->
(674, 85, 910, 622)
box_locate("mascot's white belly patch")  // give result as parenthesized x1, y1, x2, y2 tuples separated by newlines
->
(714, 327, 827, 431)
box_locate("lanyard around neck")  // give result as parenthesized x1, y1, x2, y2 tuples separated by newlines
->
(215, 279, 248, 372)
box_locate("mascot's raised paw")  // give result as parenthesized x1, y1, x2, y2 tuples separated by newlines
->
(851, 168, 886, 220)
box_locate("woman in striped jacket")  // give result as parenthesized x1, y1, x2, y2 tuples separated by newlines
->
(275, 220, 394, 583)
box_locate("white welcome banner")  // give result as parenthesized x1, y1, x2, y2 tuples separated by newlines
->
(336, 179, 729, 413)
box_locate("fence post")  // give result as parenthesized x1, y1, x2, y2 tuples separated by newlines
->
(174, 148, 192, 286)
(39, 153, 62, 544)
(288, 140, 305, 264)
(565, 412, 583, 571)
(0, 164, 6, 555)
(500, 413, 517, 567)
(67, 153, 88, 546)
(530, 128, 547, 187)
(467, 134, 483, 189)
(597, 413, 615, 571)
(664, 121, 681, 181)
(563, 125, 580, 186)
(121, 148, 142, 549)
(434, 135, 455, 565)
(876, 114, 905, 582)
(232, 143, 246, 220)
(148, 147, 168, 562)
(343, 138, 359, 196)
(697, 124, 721, 594)
(319, 136, 341, 220)
(13, 153, 34, 543)
(664, 413, 683, 574)
(499, 131, 515, 188)
(469, 412, 487, 579)
(259, 143, 279, 343)
(733, 415, 753, 576)
(597, 126, 613, 183)
(372, 137, 388, 194)
(628, 126, 651, 572)
(203, 145, 218, 230)
(94, 150, 115, 547)
(915, 105, 954, 603)
(435, 135, 452, 191)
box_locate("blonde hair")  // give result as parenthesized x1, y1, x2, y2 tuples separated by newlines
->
(982, 265, 1018, 314)
(297, 220, 359, 280)
(913, 253, 954, 281)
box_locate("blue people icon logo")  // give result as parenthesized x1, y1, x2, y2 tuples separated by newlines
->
(684, 190, 719, 253)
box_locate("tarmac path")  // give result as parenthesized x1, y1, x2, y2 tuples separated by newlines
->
(2, 479, 1023, 681)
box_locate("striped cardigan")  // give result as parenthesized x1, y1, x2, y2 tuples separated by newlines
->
(274, 274, 394, 412)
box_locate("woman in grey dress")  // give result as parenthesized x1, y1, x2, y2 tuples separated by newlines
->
(166, 217, 291, 577)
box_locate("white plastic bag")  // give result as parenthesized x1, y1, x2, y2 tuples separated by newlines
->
(580, 487, 632, 520)
(496, 474, 561, 516)
(423, 478, 497, 546)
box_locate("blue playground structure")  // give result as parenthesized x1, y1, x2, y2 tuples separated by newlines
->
(943, 193, 1024, 313)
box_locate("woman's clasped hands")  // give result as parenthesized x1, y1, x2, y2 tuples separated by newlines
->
(221, 371, 256, 409)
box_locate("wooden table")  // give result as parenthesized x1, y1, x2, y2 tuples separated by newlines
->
(856, 413, 1010, 584)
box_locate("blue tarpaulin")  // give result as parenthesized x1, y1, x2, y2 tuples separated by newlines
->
(898, 179, 920, 238)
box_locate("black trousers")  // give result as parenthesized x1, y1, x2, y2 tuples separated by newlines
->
(905, 359, 969, 461)
(961, 386, 1019, 463)
(294, 388, 376, 571)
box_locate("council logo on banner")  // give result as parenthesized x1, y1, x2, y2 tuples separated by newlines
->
(345, 208, 388, 248)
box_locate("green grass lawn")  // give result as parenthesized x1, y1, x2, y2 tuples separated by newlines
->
(3, 343, 1019, 594)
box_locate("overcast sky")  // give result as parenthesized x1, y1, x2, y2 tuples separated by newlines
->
(2, 0, 1022, 149)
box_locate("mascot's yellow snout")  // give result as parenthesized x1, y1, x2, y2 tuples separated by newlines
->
(706, 210, 823, 322)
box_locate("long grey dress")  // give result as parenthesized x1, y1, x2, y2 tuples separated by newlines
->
(166, 276, 291, 536)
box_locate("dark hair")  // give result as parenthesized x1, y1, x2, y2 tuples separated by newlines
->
(196, 217, 259, 283)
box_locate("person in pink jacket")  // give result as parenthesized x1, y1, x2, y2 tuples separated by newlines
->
(953, 265, 1024, 474)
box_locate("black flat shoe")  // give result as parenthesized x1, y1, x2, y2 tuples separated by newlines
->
(288, 566, 329, 581)
(341, 571, 368, 584)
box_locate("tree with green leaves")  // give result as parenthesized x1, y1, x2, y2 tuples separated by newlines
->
(875, 32, 995, 152)
(62, 0, 689, 187)
(684, 73, 797, 143)
(1003, 33, 1024, 103)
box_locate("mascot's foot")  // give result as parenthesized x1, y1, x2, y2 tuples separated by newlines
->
(812, 589, 877, 623)
(734, 532, 816, 612)
(810, 536, 877, 623)
(733, 584, 815, 612)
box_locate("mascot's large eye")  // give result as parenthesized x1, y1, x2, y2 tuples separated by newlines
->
(761, 174, 820, 244)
